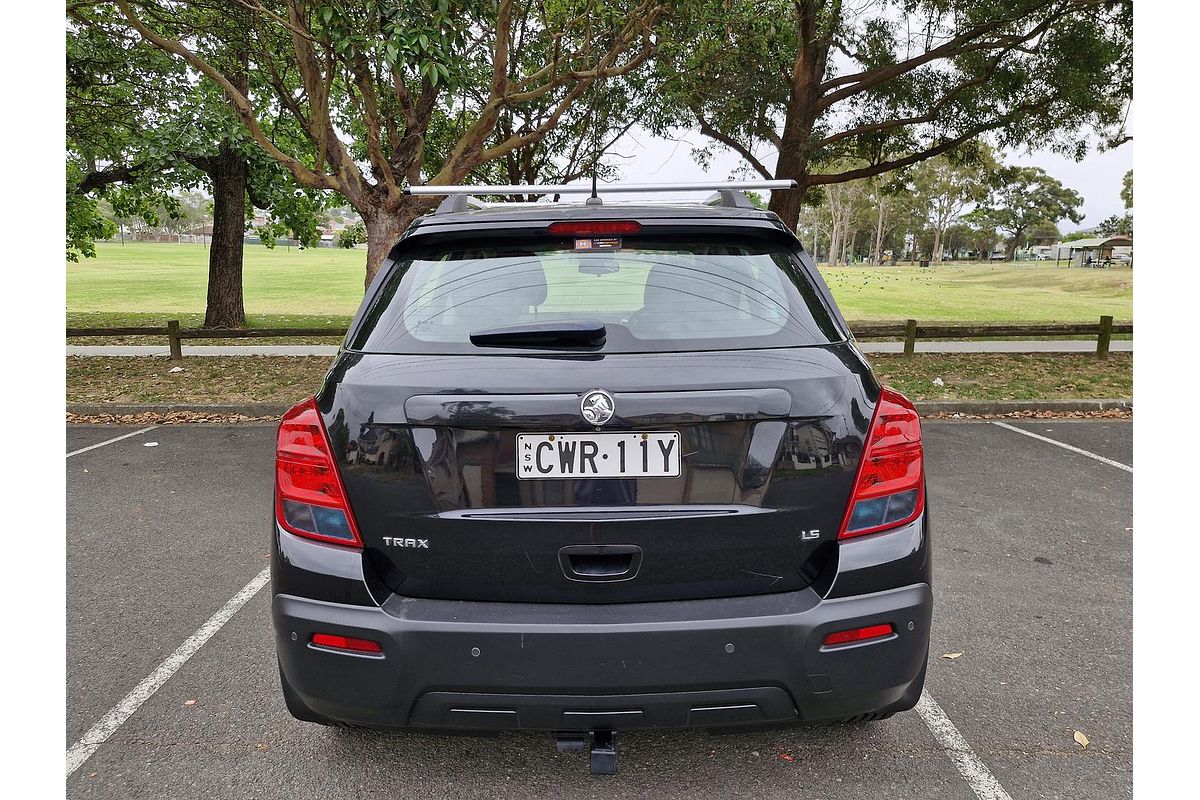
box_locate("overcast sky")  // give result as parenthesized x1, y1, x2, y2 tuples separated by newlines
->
(598, 124, 1132, 232)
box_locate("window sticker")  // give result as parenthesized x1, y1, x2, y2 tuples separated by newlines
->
(574, 237, 622, 250)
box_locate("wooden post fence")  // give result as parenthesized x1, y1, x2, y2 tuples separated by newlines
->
(1096, 315, 1114, 360)
(66, 318, 1130, 359)
(903, 319, 918, 360)
(166, 320, 182, 360)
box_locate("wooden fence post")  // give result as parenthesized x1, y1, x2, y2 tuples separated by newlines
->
(1096, 315, 1113, 360)
(167, 320, 183, 360)
(903, 319, 918, 360)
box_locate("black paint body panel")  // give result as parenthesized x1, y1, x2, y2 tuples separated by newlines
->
(316, 344, 879, 603)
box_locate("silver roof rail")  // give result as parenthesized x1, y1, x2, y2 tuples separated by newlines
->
(406, 179, 796, 213)
(407, 179, 795, 195)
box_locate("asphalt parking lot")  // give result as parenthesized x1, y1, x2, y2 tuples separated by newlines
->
(66, 419, 1132, 799)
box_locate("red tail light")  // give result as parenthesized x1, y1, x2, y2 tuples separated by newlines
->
(275, 397, 362, 547)
(838, 387, 924, 539)
(311, 633, 383, 654)
(823, 623, 895, 647)
(548, 220, 641, 235)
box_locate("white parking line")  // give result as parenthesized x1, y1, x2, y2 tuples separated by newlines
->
(990, 421, 1132, 473)
(917, 690, 1013, 800)
(65, 568, 271, 777)
(66, 426, 157, 458)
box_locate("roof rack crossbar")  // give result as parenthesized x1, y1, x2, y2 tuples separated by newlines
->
(407, 179, 797, 196)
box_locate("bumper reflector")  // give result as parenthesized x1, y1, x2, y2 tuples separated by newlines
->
(822, 623, 895, 647)
(311, 633, 383, 654)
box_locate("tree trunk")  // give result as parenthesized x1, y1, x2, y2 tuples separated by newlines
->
(872, 198, 886, 265)
(362, 210, 415, 289)
(931, 226, 944, 264)
(202, 141, 248, 328)
(827, 221, 841, 268)
(202, 45, 249, 330)
(1005, 230, 1021, 261)
(769, 185, 807, 232)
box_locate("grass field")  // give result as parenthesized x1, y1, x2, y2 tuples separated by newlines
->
(67, 241, 1132, 325)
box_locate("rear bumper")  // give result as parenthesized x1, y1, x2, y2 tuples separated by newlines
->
(273, 581, 931, 731)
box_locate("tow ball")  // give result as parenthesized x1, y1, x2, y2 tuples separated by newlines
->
(556, 730, 618, 775)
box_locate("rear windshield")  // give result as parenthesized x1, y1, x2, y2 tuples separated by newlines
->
(350, 235, 843, 354)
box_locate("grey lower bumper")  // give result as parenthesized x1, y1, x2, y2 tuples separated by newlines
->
(274, 582, 931, 730)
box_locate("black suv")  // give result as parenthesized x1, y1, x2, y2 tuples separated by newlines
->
(272, 185, 931, 772)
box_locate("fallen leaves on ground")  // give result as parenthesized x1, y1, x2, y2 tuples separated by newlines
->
(941, 652, 964, 659)
(1074, 730, 1090, 749)
(67, 411, 278, 425)
(926, 408, 1131, 420)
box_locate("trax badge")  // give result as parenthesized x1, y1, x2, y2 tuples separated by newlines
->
(581, 389, 616, 425)
(383, 537, 428, 549)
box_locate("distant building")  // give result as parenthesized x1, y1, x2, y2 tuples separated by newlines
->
(1050, 235, 1133, 266)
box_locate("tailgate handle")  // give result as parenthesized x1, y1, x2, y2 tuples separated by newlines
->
(559, 545, 643, 582)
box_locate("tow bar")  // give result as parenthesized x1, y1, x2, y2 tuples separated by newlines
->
(555, 730, 618, 775)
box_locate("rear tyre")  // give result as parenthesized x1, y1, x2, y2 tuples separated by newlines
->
(278, 662, 340, 727)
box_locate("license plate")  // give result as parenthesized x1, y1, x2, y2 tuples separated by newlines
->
(516, 432, 681, 479)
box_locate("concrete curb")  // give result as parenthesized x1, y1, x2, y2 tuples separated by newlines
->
(67, 398, 1132, 419)
(67, 402, 291, 417)
(914, 398, 1131, 415)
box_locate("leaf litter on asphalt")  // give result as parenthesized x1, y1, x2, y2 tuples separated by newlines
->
(1074, 730, 1090, 749)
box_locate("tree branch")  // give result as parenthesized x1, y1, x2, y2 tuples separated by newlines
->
(816, 3, 1066, 112)
(807, 101, 1048, 186)
(691, 106, 773, 180)
(348, 53, 399, 195)
(73, 163, 144, 193)
(102, 0, 339, 192)
(813, 45, 1011, 150)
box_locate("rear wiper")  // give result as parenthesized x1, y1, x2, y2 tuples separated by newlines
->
(469, 319, 606, 348)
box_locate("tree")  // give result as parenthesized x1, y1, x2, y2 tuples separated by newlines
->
(337, 222, 367, 248)
(823, 178, 863, 266)
(91, 0, 663, 287)
(469, 79, 643, 199)
(1105, 168, 1133, 237)
(66, 164, 119, 261)
(1025, 220, 1062, 245)
(910, 150, 996, 262)
(66, 11, 186, 260)
(958, 215, 1001, 261)
(650, 0, 1132, 229)
(1097, 213, 1132, 237)
(68, 5, 328, 326)
(974, 166, 1083, 259)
